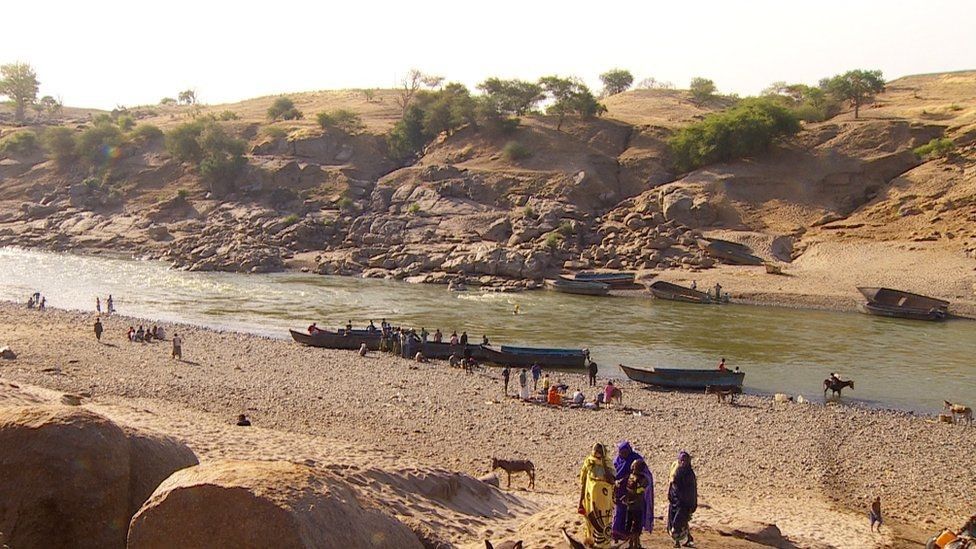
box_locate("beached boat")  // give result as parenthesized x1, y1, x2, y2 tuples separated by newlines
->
(857, 287, 949, 321)
(620, 364, 745, 390)
(570, 271, 637, 287)
(480, 345, 588, 369)
(289, 328, 382, 350)
(546, 278, 610, 296)
(418, 341, 484, 360)
(700, 239, 763, 266)
(648, 280, 717, 304)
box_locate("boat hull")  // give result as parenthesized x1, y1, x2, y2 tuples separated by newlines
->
(547, 279, 610, 296)
(419, 341, 484, 359)
(647, 281, 716, 304)
(571, 271, 637, 287)
(289, 329, 382, 350)
(480, 346, 588, 369)
(620, 364, 745, 390)
(859, 302, 947, 321)
(857, 287, 949, 321)
(700, 239, 763, 266)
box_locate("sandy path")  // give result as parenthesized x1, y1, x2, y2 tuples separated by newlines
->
(1, 303, 971, 548)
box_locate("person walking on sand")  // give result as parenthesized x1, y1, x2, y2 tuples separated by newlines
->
(94, 318, 104, 341)
(531, 363, 542, 391)
(171, 333, 183, 360)
(869, 496, 883, 532)
(612, 441, 654, 547)
(502, 366, 511, 395)
(518, 368, 530, 400)
(96, 297, 101, 314)
(667, 451, 698, 548)
(578, 443, 616, 548)
(588, 360, 599, 387)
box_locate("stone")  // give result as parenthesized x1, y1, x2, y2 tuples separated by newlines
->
(480, 217, 512, 243)
(127, 460, 422, 549)
(0, 346, 15, 360)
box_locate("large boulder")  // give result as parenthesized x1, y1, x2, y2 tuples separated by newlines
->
(127, 460, 423, 549)
(0, 406, 197, 549)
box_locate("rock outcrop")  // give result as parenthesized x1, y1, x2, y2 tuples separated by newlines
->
(127, 460, 423, 549)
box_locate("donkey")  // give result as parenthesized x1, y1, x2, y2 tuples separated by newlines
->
(823, 377, 854, 398)
(490, 457, 535, 490)
(944, 400, 973, 425)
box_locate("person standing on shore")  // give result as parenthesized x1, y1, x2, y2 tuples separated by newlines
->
(433, 329, 442, 343)
(96, 297, 101, 314)
(588, 361, 599, 386)
(531, 363, 542, 391)
(172, 333, 183, 360)
(578, 443, 615, 548)
(869, 496, 882, 532)
(94, 318, 103, 341)
(667, 451, 698, 548)
(501, 367, 510, 395)
(107, 295, 114, 315)
(518, 368, 529, 400)
(460, 331, 468, 346)
(612, 441, 654, 546)
(718, 358, 726, 371)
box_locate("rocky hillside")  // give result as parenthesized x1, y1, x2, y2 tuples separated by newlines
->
(1, 72, 974, 291)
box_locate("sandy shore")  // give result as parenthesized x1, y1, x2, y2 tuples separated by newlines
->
(1, 302, 972, 548)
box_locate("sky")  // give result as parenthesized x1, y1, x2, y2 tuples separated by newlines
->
(3, 0, 975, 110)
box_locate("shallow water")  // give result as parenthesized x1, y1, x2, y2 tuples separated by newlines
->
(2, 246, 973, 412)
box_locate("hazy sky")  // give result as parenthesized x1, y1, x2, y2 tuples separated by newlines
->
(4, 0, 975, 109)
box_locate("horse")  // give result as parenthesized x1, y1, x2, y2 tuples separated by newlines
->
(490, 457, 535, 490)
(823, 377, 854, 398)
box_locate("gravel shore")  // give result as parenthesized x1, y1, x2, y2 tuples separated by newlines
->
(1, 302, 972, 548)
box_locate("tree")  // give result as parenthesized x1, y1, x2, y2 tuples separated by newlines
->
(689, 77, 717, 105)
(636, 77, 675, 90)
(599, 68, 634, 97)
(476, 78, 543, 116)
(38, 95, 62, 116)
(316, 109, 364, 133)
(177, 89, 197, 105)
(267, 96, 302, 120)
(823, 69, 885, 119)
(538, 76, 606, 131)
(361, 88, 376, 102)
(41, 126, 76, 166)
(0, 63, 40, 122)
(395, 69, 441, 117)
(386, 104, 426, 162)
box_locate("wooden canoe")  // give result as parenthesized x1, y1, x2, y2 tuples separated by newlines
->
(571, 271, 637, 287)
(857, 287, 949, 321)
(620, 364, 745, 390)
(547, 278, 610, 296)
(289, 328, 382, 350)
(648, 280, 717, 304)
(480, 345, 588, 369)
(700, 239, 763, 266)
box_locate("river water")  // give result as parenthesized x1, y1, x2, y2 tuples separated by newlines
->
(1, 247, 973, 412)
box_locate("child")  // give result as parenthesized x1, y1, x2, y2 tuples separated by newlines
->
(869, 496, 882, 532)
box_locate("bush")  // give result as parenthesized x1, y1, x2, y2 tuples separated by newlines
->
(407, 203, 421, 215)
(76, 123, 123, 165)
(41, 126, 76, 164)
(544, 232, 563, 249)
(131, 123, 163, 142)
(218, 110, 239, 121)
(165, 120, 247, 190)
(316, 109, 364, 133)
(668, 97, 800, 172)
(282, 214, 300, 226)
(177, 189, 190, 200)
(337, 196, 353, 211)
(116, 115, 135, 131)
(913, 137, 954, 159)
(261, 126, 288, 140)
(165, 120, 207, 163)
(502, 140, 531, 162)
(523, 206, 536, 219)
(160, 97, 177, 105)
(557, 220, 575, 236)
(267, 97, 302, 121)
(0, 130, 38, 156)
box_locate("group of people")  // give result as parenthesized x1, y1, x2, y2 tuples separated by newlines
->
(95, 295, 115, 315)
(579, 442, 698, 549)
(126, 324, 166, 343)
(25, 292, 46, 309)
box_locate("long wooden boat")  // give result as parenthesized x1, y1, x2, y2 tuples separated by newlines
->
(857, 287, 949, 321)
(547, 278, 610, 296)
(571, 271, 637, 287)
(289, 328, 382, 350)
(648, 280, 717, 304)
(418, 341, 485, 360)
(700, 239, 763, 266)
(480, 345, 588, 369)
(620, 364, 745, 390)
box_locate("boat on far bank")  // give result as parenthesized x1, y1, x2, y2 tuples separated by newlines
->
(480, 345, 589, 369)
(546, 278, 610, 296)
(620, 364, 745, 390)
(289, 328, 382, 350)
(700, 239, 764, 266)
(648, 280, 724, 304)
(564, 271, 637, 287)
(857, 287, 949, 321)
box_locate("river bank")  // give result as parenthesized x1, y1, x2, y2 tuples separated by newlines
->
(0, 303, 972, 548)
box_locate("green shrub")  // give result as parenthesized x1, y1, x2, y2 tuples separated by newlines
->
(41, 126, 76, 164)
(160, 97, 177, 105)
(557, 220, 575, 236)
(218, 110, 239, 121)
(267, 97, 302, 121)
(545, 232, 563, 248)
(165, 120, 206, 162)
(913, 137, 955, 159)
(116, 115, 135, 131)
(0, 130, 38, 156)
(262, 126, 288, 139)
(76, 123, 123, 165)
(668, 97, 800, 172)
(177, 189, 190, 200)
(337, 196, 353, 211)
(316, 109, 364, 133)
(131, 123, 163, 142)
(407, 203, 421, 215)
(282, 214, 300, 226)
(165, 120, 247, 189)
(523, 206, 536, 219)
(502, 140, 531, 162)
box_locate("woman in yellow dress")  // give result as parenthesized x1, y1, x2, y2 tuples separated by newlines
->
(578, 443, 616, 548)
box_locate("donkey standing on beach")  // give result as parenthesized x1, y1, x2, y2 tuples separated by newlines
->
(490, 457, 535, 490)
(823, 376, 854, 398)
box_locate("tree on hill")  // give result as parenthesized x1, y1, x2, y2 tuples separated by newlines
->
(395, 69, 442, 117)
(822, 69, 885, 119)
(539, 76, 606, 131)
(267, 97, 303, 120)
(762, 81, 836, 121)
(38, 95, 62, 117)
(177, 89, 197, 106)
(689, 77, 717, 105)
(0, 63, 40, 122)
(476, 78, 543, 117)
(637, 77, 675, 90)
(599, 69, 634, 97)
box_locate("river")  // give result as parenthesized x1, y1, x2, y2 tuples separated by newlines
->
(1, 246, 973, 412)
